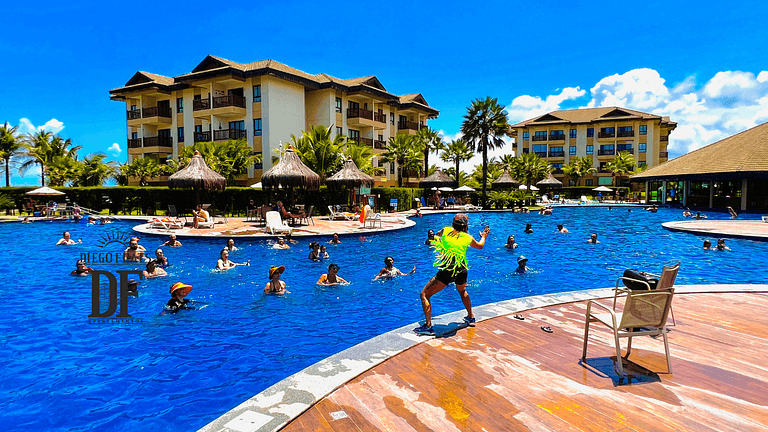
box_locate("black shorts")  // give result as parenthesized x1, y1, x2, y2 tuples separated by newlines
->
(435, 268, 468, 286)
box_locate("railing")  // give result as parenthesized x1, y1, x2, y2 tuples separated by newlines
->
(128, 138, 142, 148)
(548, 151, 565, 157)
(143, 136, 172, 147)
(617, 130, 634, 137)
(193, 98, 211, 110)
(660, 135, 668, 141)
(532, 135, 548, 142)
(355, 137, 373, 146)
(398, 120, 420, 131)
(659, 151, 669, 158)
(214, 129, 247, 141)
(213, 94, 246, 109)
(374, 140, 387, 149)
(373, 112, 386, 123)
(347, 108, 373, 120)
(598, 149, 615, 156)
(534, 151, 548, 157)
(617, 147, 633, 153)
(194, 131, 211, 142)
(598, 131, 615, 138)
(552, 168, 563, 174)
(142, 106, 172, 118)
(548, 134, 565, 141)
(127, 110, 141, 120)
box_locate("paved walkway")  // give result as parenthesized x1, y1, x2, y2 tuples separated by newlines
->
(662, 220, 768, 241)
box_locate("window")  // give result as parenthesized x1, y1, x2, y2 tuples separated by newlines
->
(569, 179, 576, 186)
(130, 104, 137, 111)
(254, 152, 263, 170)
(569, 146, 577, 155)
(549, 146, 563, 156)
(587, 128, 594, 137)
(550, 130, 564, 138)
(348, 101, 359, 110)
(522, 148, 529, 153)
(131, 132, 138, 139)
(194, 125, 203, 133)
(335, 97, 342, 113)
(585, 179, 594, 186)
(618, 126, 632, 132)
(390, 113, 395, 125)
(617, 143, 633, 152)
(253, 85, 262, 102)
(253, 119, 262, 136)
(229, 120, 244, 130)
(532, 144, 547, 156)
(599, 144, 615, 155)
(569, 129, 577, 138)
(378, 134, 383, 142)
(639, 143, 647, 153)
(586, 145, 594, 154)
(523, 131, 529, 140)
(336, 127, 342, 136)
(552, 163, 563, 172)
(348, 129, 360, 142)
(390, 162, 395, 174)
(533, 131, 547, 141)
(178, 127, 184, 142)
(194, 94, 201, 101)
(640, 125, 647, 135)
(176, 98, 183, 113)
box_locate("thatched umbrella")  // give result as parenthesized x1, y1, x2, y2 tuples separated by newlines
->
(168, 150, 226, 206)
(261, 146, 320, 205)
(327, 157, 374, 206)
(492, 171, 519, 189)
(536, 173, 563, 188)
(419, 168, 457, 189)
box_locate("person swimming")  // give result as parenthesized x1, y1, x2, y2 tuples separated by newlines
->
(524, 223, 533, 234)
(374, 256, 415, 281)
(123, 238, 146, 262)
(225, 238, 238, 251)
(504, 235, 518, 249)
(272, 237, 290, 250)
(716, 238, 731, 251)
(515, 255, 530, 273)
(425, 229, 436, 245)
(154, 248, 169, 267)
(165, 282, 193, 311)
(319, 245, 330, 259)
(217, 249, 249, 270)
(143, 260, 167, 278)
(56, 231, 78, 245)
(308, 242, 321, 261)
(126, 279, 139, 297)
(557, 224, 569, 233)
(264, 266, 289, 294)
(316, 263, 348, 286)
(703, 240, 712, 250)
(162, 234, 182, 247)
(587, 233, 600, 244)
(328, 233, 342, 244)
(71, 259, 95, 276)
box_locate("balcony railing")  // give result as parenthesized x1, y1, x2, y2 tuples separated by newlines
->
(354, 137, 373, 146)
(659, 151, 669, 158)
(398, 121, 420, 131)
(127, 110, 141, 120)
(194, 131, 211, 142)
(193, 98, 211, 111)
(531, 135, 548, 142)
(143, 136, 173, 147)
(598, 131, 615, 138)
(213, 94, 246, 109)
(128, 138, 142, 148)
(548, 134, 565, 141)
(142, 106, 172, 118)
(534, 151, 548, 157)
(552, 168, 563, 174)
(617, 147, 634, 153)
(373, 112, 386, 123)
(598, 149, 615, 156)
(347, 108, 373, 120)
(660, 135, 669, 142)
(617, 130, 634, 137)
(374, 140, 387, 149)
(214, 128, 247, 141)
(548, 151, 565, 157)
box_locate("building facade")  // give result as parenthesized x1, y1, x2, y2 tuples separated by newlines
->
(109, 55, 439, 186)
(510, 107, 676, 186)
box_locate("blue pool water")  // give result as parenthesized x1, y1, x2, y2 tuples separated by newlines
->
(2, 207, 766, 431)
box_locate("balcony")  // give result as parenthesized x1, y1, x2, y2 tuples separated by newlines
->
(598, 149, 615, 156)
(659, 151, 669, 158)
(214, 128, 247, 141)
(128, 138, 142, 148)
(374, 140, 387, 149)
(398, 121, 421, 133)
(348, 108, 373, 120)
(532, 135, 548, 142)
(373, 112, 386, 123)
(127, 110, 141, 120)
(598, 131, 615, 138)
(213, 94, 246, 109)
(548, 134, 565, 141)
(548, 150, 565, 157)
(142, 106, 172, 118)
(194, 131, 211, 142)
(534, 151, 548, 157)
(143, 136, 173, 148)
(617, 130, 634, 137)
(353, 137, 373, 146)
(193, 98, 211, 111)
(617, 147, 634, 153)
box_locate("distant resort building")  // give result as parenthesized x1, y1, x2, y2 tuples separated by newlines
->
(632, 121, 768, 211)
(510, 107, 677, 186)
(109, 55, 439, 186)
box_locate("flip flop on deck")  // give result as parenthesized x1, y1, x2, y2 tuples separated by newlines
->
(541, 326, 553, 333)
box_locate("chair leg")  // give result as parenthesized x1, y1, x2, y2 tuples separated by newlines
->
(669, 306, 677, 326)
(582, 307, 592, 361)
(625, 336, 632, 358)
(662, 327, 673, 374)
(614, 331, 625, 376)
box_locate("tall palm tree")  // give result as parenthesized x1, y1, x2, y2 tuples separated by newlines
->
(415, 127, 443, 174)
(498, 154, 516, 172)
(78, 153, 116, 186)
(0, 123, 23, 187)
(562, 156, 597, 186)
(380, 134, 420, 187)
(47, 155, 83, 186)
(510, 153, 551, 204)
(177, 139, 256, 183)
(124, 157, 162, 186)
(461, 97, 511, 208)
(20, 132, 81, 186)
(440, 139, 473, 183)
(343, 143, 376, 175)
(290, 125, 346, 182)
(605, 151, 636, 186)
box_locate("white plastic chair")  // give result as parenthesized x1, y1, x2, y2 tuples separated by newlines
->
(266, 211, 293, 234)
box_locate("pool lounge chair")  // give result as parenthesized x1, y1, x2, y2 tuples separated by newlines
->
(580, 195, 594, 204)
(328, 205, 353, 221)
(463, 203, 482, 211)
(150, 217, 184, 230)
(265, 211, 293, 235)
(365, 211, 382, 228)
(299, 205, 315, 226)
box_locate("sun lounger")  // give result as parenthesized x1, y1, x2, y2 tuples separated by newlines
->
(150, 217, 184, 230)
(328, 206, 353, 220)
(265, 211, 293, 235)
(463, 204, 482, 211)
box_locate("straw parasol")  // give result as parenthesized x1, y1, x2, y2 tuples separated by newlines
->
(492, 171, 519, 189)
(536, 173, 563, 188)
(419, 168, 457, 189)
(261, 146, 320, 206)
(326, 157, 374, 189)
(168, 150, 227, 205)
(26, 186, 65, 196)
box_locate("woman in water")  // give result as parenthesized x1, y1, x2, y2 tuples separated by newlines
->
(504, 235, 518, 249)
(143, 260, 167, 278)
(374, 256, 415, 281)
(328, 233, 341, 244)
(702, 240, 712, 250)
(264, 266, 289, 294)
(272, 237, 290, 250)
(308, 242, 321, 261)
(217, 249, 249, 270)
(425, 229, 436, 245)
(56, 231, 78, 245)
(716, 238, 731, 251)
(524, 223, 533, 234)
(163, 234, 182, 247)
(557, 224, 569, 233)
(154, 248, 169, 267)
(225, 238, 238, 251)
(316, 263, 348, 286)
(71, 260, 95, 276)
(166, 282, 193, 311)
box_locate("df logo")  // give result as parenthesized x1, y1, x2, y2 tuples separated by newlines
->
(88, 270, 144, 324)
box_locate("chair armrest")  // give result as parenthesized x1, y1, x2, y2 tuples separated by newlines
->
(587, 299, 619, 328)
(616, 277, 651, 290)
(644, 272, 661, 278)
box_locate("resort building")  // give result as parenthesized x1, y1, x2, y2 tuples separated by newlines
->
(510, 107, 677, 186)
(631, 120, 768, 210)
(109, 55, 439, 186)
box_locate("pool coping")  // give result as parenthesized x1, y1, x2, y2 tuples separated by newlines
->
(662, 220, 768, 241)
(197, 283, 768, 432)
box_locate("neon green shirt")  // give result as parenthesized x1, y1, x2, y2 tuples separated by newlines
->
(433, 226, 472, 274)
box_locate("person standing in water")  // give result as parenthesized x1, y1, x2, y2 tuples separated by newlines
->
(415, 214, 489, 335)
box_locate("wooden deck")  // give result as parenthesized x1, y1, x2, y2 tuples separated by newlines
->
(282, 293, 768, 431)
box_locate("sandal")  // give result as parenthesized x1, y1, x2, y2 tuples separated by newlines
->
(513, 314, 525, 320)
(541, 326, 553, 333)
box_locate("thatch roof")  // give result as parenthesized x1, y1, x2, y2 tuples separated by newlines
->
(168, 151, 226, 190)
(326, 158, 374, 189)
(261, 146, 320, 190)
(536, 173, 563, 187)
(492, 171, 520, 188)
(419, 169, 457, 188)
(632, 120, 768, 181)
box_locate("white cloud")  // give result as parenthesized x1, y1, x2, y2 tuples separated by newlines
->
(506, 86, 586, 123)
(108, 143, 122, 157)
(16, 118, 65, 135)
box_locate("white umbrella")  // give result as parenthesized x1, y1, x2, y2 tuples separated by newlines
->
(454, 185, 475, 192)
(438, 187, 454, 192)
(592, 186, 613, 192)
(519, 185, 539, 191)
(250, 182, 263, 189)
(431, 187, 438, 190)
(26, 186, 65, 196)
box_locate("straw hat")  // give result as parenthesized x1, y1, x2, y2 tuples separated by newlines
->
(269, 265, 286, 278)
(169, 282, 193, 296)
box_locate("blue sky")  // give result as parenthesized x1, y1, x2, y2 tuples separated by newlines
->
(2, 0, 768, 185)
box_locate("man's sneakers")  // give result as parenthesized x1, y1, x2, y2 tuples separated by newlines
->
(463, 316, 476, 325)
(414, 324, 434, 336)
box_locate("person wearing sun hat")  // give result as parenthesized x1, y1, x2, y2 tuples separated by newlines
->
(264, 266, 289, 294)
(415, 213, 490, 335)
(166, 282, 193, 311)
(515, 255, 530, 273)
(126, 279, 140, 297)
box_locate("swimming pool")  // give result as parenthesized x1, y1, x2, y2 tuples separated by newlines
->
(2, 207, 765, 431)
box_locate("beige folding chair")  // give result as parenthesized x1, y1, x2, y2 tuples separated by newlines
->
(583, 287, 675, 376)
(622, 262, 680, 326)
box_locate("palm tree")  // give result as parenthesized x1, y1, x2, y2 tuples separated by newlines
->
(461, 97, 511, 208)
(47, 155, 83, 186)
(606, 151, 636, 186)
(443, 167, 471, 186)
(177, 139, 256, 183)
(380, 134, 421, 187)
(289, 125, 346, 182)
(124, 157, 162, 186)
(510, 153, 551, 204)
(498, 154, 516, 172)
(415, 127, 443, 174)
(440, 139, 473, 183)
(78, 153, 116, 186)
(343, 143, 376, 175)
(19, 132, 81, 186)
(0, 123, 23, 187)
(562, 156, 597, 186)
